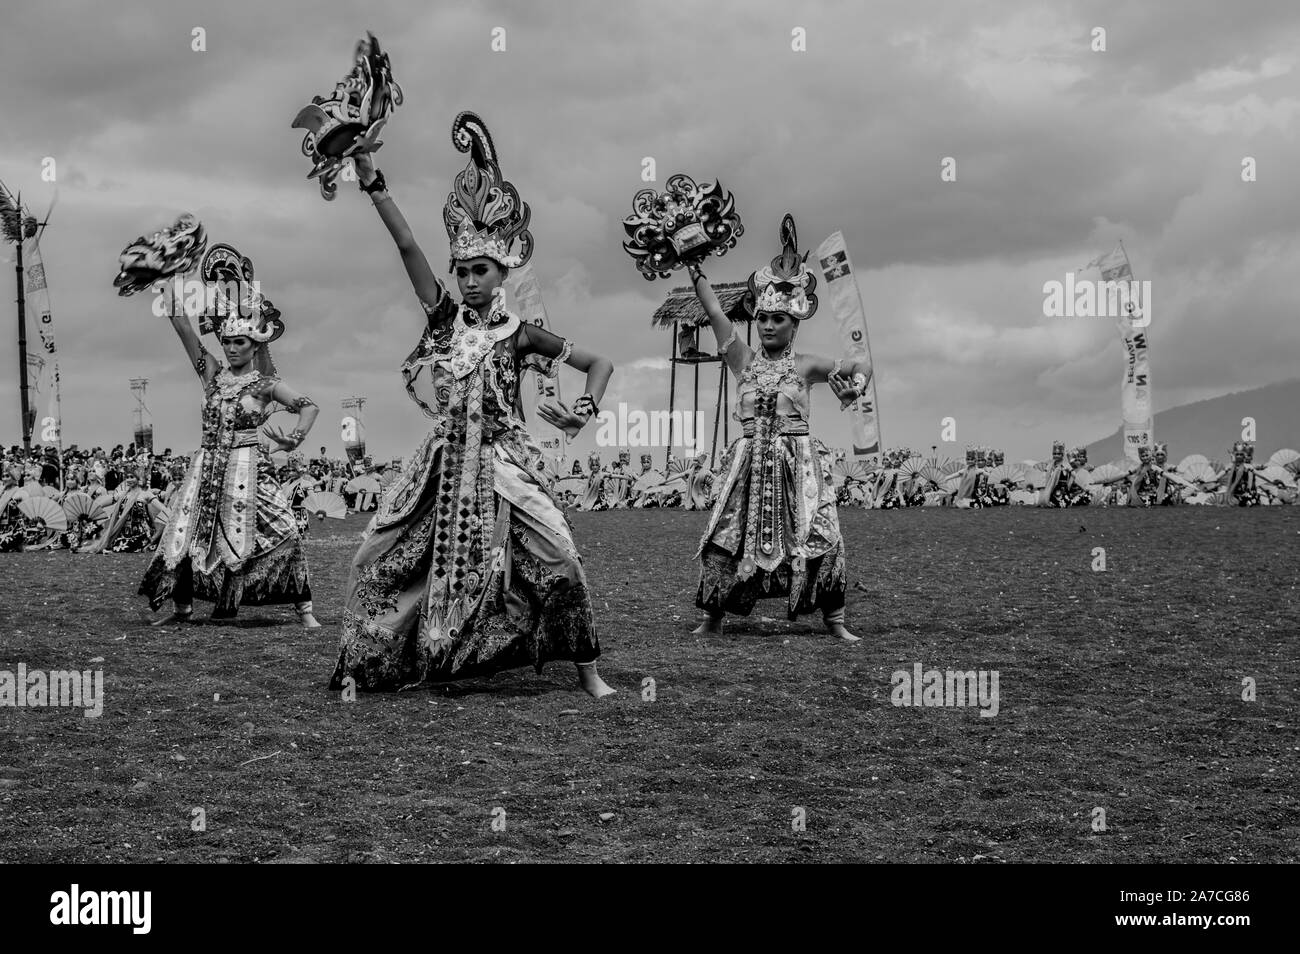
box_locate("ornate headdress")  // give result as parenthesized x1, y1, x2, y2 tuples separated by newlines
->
(199, 244, 285, 375)
(1153, 442, 1168, 463)
(640, 453, 652, 467)
(744, 214, 818, 320)
(1051, 441, 1065, 461)
(1137, 445, 1151, 463)
(442, 112, 532, 271)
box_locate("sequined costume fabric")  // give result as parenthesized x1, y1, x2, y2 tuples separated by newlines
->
(328, 285, 599, 691)
(696, 351, 846, 618)
(139, 366, 311, 611)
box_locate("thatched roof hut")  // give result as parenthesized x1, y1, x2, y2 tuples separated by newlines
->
(650, 280, 752, 328)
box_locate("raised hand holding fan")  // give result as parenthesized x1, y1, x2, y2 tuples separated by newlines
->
(292, 32, 404, 201)
(113, 213, 207, 297)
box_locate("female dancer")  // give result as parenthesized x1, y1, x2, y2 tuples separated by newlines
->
(688, 214, 866, 641)
(328, 112, 615, 697)
(141, 256, 320, 627)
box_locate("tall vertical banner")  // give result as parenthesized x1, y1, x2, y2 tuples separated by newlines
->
(1093, 243, 1152, 462)
(341, 413, 365, 462)
(816, 232, 881, 458)
(506, 263, 566, 474)
(23, 235, 63, 453)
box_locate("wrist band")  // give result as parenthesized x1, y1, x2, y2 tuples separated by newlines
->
(573, 394, 598, 418)
(360, 170, 387, 194)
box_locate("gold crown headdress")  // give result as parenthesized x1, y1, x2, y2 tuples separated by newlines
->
(443, 112, 532, 271)
(622, 174, 743, 280)
(199, 243, 285, 346)
(292, 32, 403, 201)
(744, 214, 818, 320)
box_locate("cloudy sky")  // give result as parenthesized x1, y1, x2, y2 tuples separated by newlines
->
(1, 0, 1297, 464)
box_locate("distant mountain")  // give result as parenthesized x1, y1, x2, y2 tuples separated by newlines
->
(1084, 378, 1300, 463)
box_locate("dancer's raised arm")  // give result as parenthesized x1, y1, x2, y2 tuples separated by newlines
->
(687, 262, 751, 375)
(163, 280, 218, 387)
(353, 152, 450, 322)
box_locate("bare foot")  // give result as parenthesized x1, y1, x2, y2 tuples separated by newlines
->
(827, 623, 860, 642)
(576, 663, 617, 699)
(299, 612, 322, 630)
(151, 609, 193, 626)
(691, 614, 724, 635)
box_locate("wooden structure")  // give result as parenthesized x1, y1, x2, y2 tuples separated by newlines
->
(650, 281, 752, 470)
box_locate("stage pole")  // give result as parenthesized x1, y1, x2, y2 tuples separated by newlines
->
(15, 239, 32, 453)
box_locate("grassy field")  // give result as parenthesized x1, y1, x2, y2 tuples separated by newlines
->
(1, 506, 1296, 863)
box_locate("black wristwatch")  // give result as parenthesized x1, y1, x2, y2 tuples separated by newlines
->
(361, 170, 387, 195)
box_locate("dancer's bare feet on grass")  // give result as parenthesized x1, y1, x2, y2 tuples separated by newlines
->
(151, 606, 193, 626)
(691, 613, 724, 635)
(827, 622, 860, 642)
(576, 662, 616, 698)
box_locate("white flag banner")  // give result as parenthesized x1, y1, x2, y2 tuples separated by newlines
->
(815, 231, 880, 458)
(1092, 243, 1152, 461)
(23, 236, 62, 447)
(506, 263, 566, 468)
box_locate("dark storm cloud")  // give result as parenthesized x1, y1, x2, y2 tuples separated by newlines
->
(1, 0, 1297, 461)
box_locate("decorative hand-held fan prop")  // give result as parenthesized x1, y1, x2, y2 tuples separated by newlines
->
(198, 243, 285, 341)
(114, 213, 208, 296)
(302, 491, 347, 520)
(345, 474, 382, 495)
(19, 496, 67, 532)
(292, 32, 403, 201)
(622, 174, 743, 280)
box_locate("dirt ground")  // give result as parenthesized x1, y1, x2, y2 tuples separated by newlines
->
(1, 506, 1296, 863)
